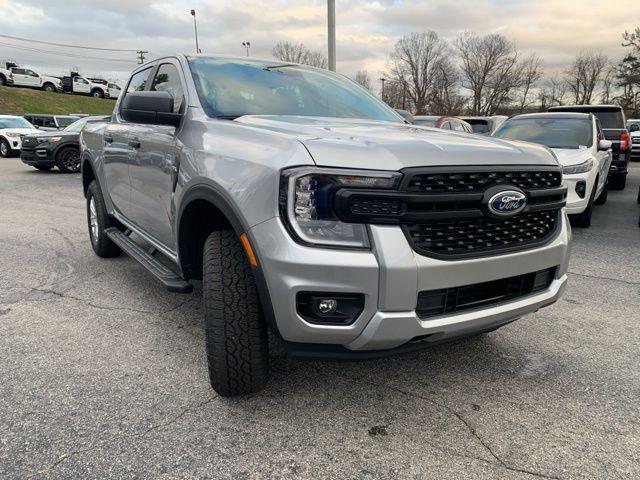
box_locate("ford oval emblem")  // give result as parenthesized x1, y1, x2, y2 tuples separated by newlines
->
(487, 190, 527, 216)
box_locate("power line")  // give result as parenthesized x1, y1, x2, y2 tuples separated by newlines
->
(137, 50, 148, 64)
(0, 34, 139, 52)
(0, 41, 137, 63)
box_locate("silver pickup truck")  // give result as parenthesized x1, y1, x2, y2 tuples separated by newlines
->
(80, 55, 571, 396)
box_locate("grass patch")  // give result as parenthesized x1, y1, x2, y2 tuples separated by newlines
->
(0, 86, 115, 116)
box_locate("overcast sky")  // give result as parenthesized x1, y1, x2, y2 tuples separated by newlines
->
(1, 0, 639, 87)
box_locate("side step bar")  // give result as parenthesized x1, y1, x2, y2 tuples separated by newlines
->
(104, 227, 193, 293)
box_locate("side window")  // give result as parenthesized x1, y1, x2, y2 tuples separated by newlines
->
(13, 68, 24, 75)
(26, 70, 37, 77)
(452, 122, 465, 132)
(441, 121, 451, 130)
(150, 63, 184, 113)
(595, 118, 604, 143)
(126, 67, 152, 94)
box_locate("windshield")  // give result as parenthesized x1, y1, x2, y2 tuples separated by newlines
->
(0, 117, 34, 129)
(63, 118, 88, 132)
(188, 57, 402, 122)
(493, 117, 593, 149)
(55, 116, 80, 128)
(413, 118, 438, 127)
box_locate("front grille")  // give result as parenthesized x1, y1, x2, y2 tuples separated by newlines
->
(632, 138, 640, 144)
(21, 137, 37, 147)
(416, 267, 556, 319)
(405, 170, 562, 193)
(406, 210, 559, 257)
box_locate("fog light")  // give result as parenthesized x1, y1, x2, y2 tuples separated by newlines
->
(575, 181, 586, 199)
(296, 292, 364, 325)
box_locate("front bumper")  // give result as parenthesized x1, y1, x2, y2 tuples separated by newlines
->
(20, 147, 55, 166)
(250, 211, 571, 352)
(563, 170, 596, 214)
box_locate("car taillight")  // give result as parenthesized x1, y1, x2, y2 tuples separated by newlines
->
(620, 131, 630, 151)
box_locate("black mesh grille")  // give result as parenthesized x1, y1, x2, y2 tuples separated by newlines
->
(406, 171, 562, 193)
(349, 197, 402, 216)
(416, 267, 556, 319)
(406, 210, 558, 257)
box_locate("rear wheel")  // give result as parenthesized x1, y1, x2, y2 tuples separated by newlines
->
(0, 75, 6, 86)
(609, 173, 626, 191)
(91, 89, 104, 98)
(42, 83, 55, 93)
(203, 229, 269, 397)
(56, 147, 81, 173)
(86, 181, 122, 257)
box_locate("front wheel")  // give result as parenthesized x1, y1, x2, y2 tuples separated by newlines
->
(42, 83, 55, 93)
(0, 138, 11, 158)
(86, 181, 122, 257)
(56, 147, 81, 173)
(91, 89, 104, 98)
(203, 230, 269, 397)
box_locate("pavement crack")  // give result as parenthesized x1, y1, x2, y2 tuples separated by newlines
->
(28, 287, 157, 314)
(341, 373, 560, 480)
(31, 396, 216, 478)
(567, 270, 640, 286)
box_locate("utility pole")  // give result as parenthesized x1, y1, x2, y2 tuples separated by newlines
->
(327, 0, 336, 71)
(190, 9, 200, 53)
(137, 50, 148, 64)
(380, 77, 386, 102)
(242, 41, 251, 57)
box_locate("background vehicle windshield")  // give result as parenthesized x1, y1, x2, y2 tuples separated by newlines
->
(466, 119, 491, 134)
(55, 116, 80, 128)
(63, 118, 89, 132)
(593, 110, 624, 129)
(0, 117, 35, 129)
(493, 117, 593, 149)
(413, 118, 437, 127)
(188, 58, 402, 122)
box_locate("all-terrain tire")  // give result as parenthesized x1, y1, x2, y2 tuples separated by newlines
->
(203, 230, 269, 397)
(86, 180, 122, 257)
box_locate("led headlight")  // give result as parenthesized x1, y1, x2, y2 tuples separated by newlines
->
(36, 136, 62, 144)
(280, 167, 401, 249)
(562, 159, 593, 175)
(5, 132, 21, 138)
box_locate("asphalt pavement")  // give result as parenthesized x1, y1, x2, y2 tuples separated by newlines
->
(1, 157, 639, 479)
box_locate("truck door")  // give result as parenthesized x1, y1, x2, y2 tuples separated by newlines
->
(103, 66, 155, 220)
(23, 69, 40, 87)
(128, 61, 185, 249)
(73, 76, 90, 94)
(10, 68, 29, 87)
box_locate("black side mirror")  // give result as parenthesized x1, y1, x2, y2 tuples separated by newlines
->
(121, 91, 182, 127)
(395, 109, 414, 124)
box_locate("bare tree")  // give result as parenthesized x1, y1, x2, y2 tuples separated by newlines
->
(353, 70, 372, 90)
(272, 41, 327, 69)
(538, 77, 568, 110)
(429, 58, 464, 115)
(517, 54, 543, 113)
(387, 31, 452, 115)
(564, 51, 608, 104)
(600, 63, 617, 103)
(456, 32, 523, 115)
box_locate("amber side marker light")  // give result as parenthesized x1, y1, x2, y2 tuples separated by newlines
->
(240, 233, 258, 267)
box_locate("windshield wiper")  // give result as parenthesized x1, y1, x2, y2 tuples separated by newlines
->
(263, 64, 294, 71)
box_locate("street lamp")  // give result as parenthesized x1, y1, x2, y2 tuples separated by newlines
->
(190, 9, 200, 54)
(242, 41, 251, 57)
(379, 77, 386, 101)
(327, 0, 336, 71)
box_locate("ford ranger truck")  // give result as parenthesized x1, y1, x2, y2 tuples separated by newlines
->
(80, 55, 571, 397)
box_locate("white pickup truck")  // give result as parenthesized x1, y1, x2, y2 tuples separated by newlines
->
(5, 67, 62, 92)
(63, 76, 109, 98)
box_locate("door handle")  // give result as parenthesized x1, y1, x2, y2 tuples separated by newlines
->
(128, 140, 141, 149)
(104, 135, 113, 144)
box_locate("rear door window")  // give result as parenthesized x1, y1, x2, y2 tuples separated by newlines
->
(593, 110, 624, 129)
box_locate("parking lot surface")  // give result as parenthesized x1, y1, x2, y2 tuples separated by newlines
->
(1, 158, 639, 479)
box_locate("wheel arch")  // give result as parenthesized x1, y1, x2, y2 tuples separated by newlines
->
(177, 184, 279, 336)
(81, 154, 97, 196)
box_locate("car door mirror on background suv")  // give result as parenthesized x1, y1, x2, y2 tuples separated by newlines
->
(121, 91, 182, 127)
(598, 139, 612, 151)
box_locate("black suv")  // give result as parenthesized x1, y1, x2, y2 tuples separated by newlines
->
(548, 105, 630, 190)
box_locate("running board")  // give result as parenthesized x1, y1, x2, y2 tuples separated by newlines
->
(105, 227, 193, 293)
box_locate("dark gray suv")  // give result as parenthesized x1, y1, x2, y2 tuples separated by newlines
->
(81, 55, 571, 396)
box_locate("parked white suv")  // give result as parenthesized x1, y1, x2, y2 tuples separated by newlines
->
(493, 112, 612, 227)
(0, 115, 40, 157)
(8, 67, 62, 92)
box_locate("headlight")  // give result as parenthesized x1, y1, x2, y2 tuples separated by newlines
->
(280, 167, 401, 249)
(37, 136, 62, 143)
(5, 132, 20, 138)
(562, 159, 593, 175)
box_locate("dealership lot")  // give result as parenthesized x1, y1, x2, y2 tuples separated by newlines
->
(1, 158, 639, 479)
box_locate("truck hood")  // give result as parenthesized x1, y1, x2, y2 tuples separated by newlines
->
(550, 148, 592, 167)
(235, 115, 559, 169)
(0, 128, 41, 136)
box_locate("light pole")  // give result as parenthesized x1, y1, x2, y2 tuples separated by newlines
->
(190, 9, 200, 54)
(380, 77, 386, 102)
(327, 0, 336, 71)
(242, 41, 251, 57)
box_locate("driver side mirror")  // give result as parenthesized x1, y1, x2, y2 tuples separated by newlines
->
(598, 139, 612, 151)
(121, 91, 182, 127)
